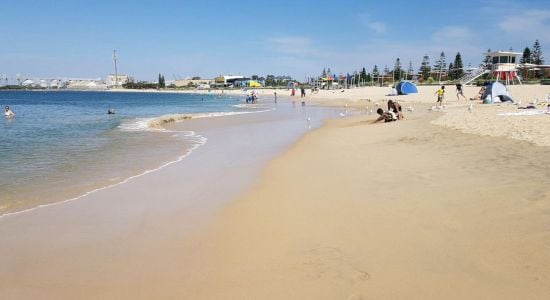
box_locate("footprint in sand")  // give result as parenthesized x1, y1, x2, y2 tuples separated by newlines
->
(300, 246, 370, 285)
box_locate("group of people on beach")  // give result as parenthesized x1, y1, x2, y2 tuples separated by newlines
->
(373, 100, 403, 123)
(246, 91, 258, 104)
(290, 87, 309, 98)
(432, 83, 478, 107)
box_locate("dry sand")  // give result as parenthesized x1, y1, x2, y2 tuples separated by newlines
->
(2, 84, 550, 299)
(184, 107, 550, 299)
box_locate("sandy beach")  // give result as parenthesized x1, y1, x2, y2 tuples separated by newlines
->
(2, 85, 550, 299)
(194, 111, 550, 299)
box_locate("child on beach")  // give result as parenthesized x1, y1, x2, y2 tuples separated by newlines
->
(373, 108, 397, 123)
(456, 83, 467, 101)
(387, 100, 404, 120)
(435, 86, 445, 106)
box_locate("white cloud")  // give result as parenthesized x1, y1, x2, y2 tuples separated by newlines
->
(268, 37, 315, 56)
(497, 9, 550, 41)
(367, 21, 387, 34)
(431, 26, 474, 44)
(358, 13, 387, 34)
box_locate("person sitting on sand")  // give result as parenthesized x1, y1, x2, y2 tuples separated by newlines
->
(4, 106, 15, 118)
(372, 108, 397, 123)
(387, 100, 404, 120)
(387, 86, 398, 96)
(470, 86, 486, 101)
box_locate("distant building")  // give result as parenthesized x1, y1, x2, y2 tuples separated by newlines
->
(38, 79, 49, 88)
(213, 75, 245, 87)
(173, 78, 214, 88)
(234, 79, 263, 88)
(67, 78, 108, 90)
(106, 74, 131, 87)
(49, 79, 62, 88)
(21, 79, 35, 87)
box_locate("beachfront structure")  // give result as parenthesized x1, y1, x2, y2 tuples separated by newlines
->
(106, 74, 130, 87)
(173, 78, 214, 88)
(488, 51, 522, 85)
(234, 79, 263, 88)
(214, 75, 245, 87)
(458, 50, 522, 85)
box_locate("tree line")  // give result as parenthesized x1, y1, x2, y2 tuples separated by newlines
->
(520, 39, 545, 79)
(317, 39, 546, 86)
(317, 52, 466, 86)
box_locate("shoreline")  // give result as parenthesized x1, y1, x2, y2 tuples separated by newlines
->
(0, 101, 345, 297)
(0, 130, 206, 219)
(0, 92, 275, 217)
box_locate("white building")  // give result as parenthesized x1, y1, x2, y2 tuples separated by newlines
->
(49, 79, 62, 88)
(173, 78, 214, 88)
(106, 74, 131, 87)
(67, 78, 108, 90)
(21, 79, 35, 87)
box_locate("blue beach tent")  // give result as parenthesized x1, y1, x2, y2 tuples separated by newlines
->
(396, 81, 418, 95)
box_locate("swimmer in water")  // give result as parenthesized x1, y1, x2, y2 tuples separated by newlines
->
(4, 106, 15, 118)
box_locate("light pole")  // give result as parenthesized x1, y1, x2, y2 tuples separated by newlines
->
(113, 49, 118, 88)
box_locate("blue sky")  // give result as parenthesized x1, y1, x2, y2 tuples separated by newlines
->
(1, 0, 549, 81)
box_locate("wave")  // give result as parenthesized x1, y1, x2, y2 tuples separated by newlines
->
(119, 109, 274, 132)
(231, 104, 271, 109)
(0, 108, 275, 219)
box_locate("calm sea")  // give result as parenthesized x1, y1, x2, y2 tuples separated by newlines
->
(0, 90, 261, 215)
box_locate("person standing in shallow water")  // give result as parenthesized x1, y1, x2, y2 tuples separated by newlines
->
(4, 106, 15, 118)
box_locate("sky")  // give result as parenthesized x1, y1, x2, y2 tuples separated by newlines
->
(0, 0, 549, 82)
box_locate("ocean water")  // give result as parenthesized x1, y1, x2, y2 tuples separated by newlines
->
(0, 90, 263, 215)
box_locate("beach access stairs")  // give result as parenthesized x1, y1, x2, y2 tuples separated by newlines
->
(458, 66, 489, 85)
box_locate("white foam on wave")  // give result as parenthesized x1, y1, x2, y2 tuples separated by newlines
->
(232, 104, 271, 109)
(119, 109, 274, 132)
(0, 130, 207, 220)
(118, 117, 158, 132)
